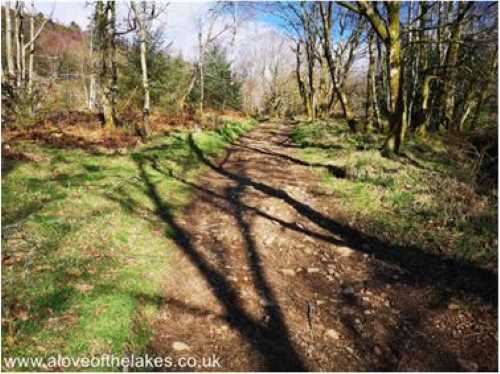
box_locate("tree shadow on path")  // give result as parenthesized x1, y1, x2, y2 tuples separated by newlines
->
(186, 134, 497, 308)
(133, 157, 307, 371)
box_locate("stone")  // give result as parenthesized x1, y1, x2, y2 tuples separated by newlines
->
(325, 329, 340, 340)
(304, 247, 314, 255)
(336, 246, 355, 257)
(172, 341, 190, 351)
(280, 269, 296, 276)
(307, 267, 320, 273)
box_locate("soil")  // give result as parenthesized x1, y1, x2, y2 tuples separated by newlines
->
(148, 121, 497, 371)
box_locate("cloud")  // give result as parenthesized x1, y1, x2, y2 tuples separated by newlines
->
(33, 1, 217, 60)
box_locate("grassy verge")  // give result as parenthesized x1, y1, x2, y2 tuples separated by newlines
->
(291, 120, 497, 268)
(1, 118, 256, 371)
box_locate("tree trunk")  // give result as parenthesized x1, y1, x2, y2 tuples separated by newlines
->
(305, 37, 316, 119)
(382, 3, 404, 154)
(109, 1, 117, 126)
(27, 4, 34, 95)
(97, 1, 115, 130)
(319, 2, 356, 131)
(131, 1, 152, 138)
(198, 28, 204, 115)
(178, 68, 197, 112)
(441, 2, 467, 130)
(5, 2, 15, 78)
(89, 26, 96, 110)
(294, 42, 309, 117)
(14, 2, 22, 88)
(365, 31, 376, 132)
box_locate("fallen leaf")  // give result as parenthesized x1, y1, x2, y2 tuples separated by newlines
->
(74, 283, 94, 293)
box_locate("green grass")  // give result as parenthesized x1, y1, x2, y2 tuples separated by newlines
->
(291, 120, 497, 267)
(1, 118, 256, 371)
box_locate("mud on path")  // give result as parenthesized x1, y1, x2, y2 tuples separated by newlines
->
(147, 121, 497, 371)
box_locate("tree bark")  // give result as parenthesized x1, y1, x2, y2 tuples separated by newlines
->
(382, 3, 404, 153)
(109, 1, 117, 125)
(319, 2, 356, 131)
(14, 2, 23, 88)
(131, 1, 152, 138)
(198, 27, 204, 115)
(441, 2, 468, 130)
(96, 1, 114, 129)
(89, 26, 96, 110)
(5, 2, 15, 78)
(27, 3, 34, 95)
(365, 31, 376, 131)
(294, 42, 309, 117)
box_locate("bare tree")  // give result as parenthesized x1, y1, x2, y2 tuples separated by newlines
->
(129, 1, 163, 138)
(339, 1, 404, 153)
(4, 2, 15, 78)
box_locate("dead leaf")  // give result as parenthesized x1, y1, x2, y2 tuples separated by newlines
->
(74, 283, 94, 293)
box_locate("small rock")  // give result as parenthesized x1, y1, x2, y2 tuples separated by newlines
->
(304, 247, 314, 255)
(336, 246, 355, 257)
(374, 345, 383, 356)
(448, 303, 460, 310)
(280, 269, 296, 276)
(325, 328, 340, 340)
(227, 276, 238, 282)
(172, 341, 190, 351)
(307, 267, 320, 273)
(316, 300, 326, 306)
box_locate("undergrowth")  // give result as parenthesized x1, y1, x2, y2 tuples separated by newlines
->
(291, 120, 497, 268)
(1, 118, 256, 371)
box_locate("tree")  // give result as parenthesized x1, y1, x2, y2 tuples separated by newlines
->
(93, 0, 116, 129)
(130, 1, 155, 138)
(4, 1, 15, 78)
(339, 1, 404, 153)
(319, 2, 362, 131)
(190, 44, 242, 111)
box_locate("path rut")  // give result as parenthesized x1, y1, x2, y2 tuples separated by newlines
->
(144, 121, 497, 371)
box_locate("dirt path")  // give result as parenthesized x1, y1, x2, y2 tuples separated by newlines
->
(146, 121, 497, 371)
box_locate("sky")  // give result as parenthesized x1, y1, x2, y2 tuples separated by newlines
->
(32, 1, 278, 60)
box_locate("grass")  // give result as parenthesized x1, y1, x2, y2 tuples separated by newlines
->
(291, 119, 497, 267)
(1, 118, 256, 371)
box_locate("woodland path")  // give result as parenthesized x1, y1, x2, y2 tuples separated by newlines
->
(145, 121, 497, 371)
